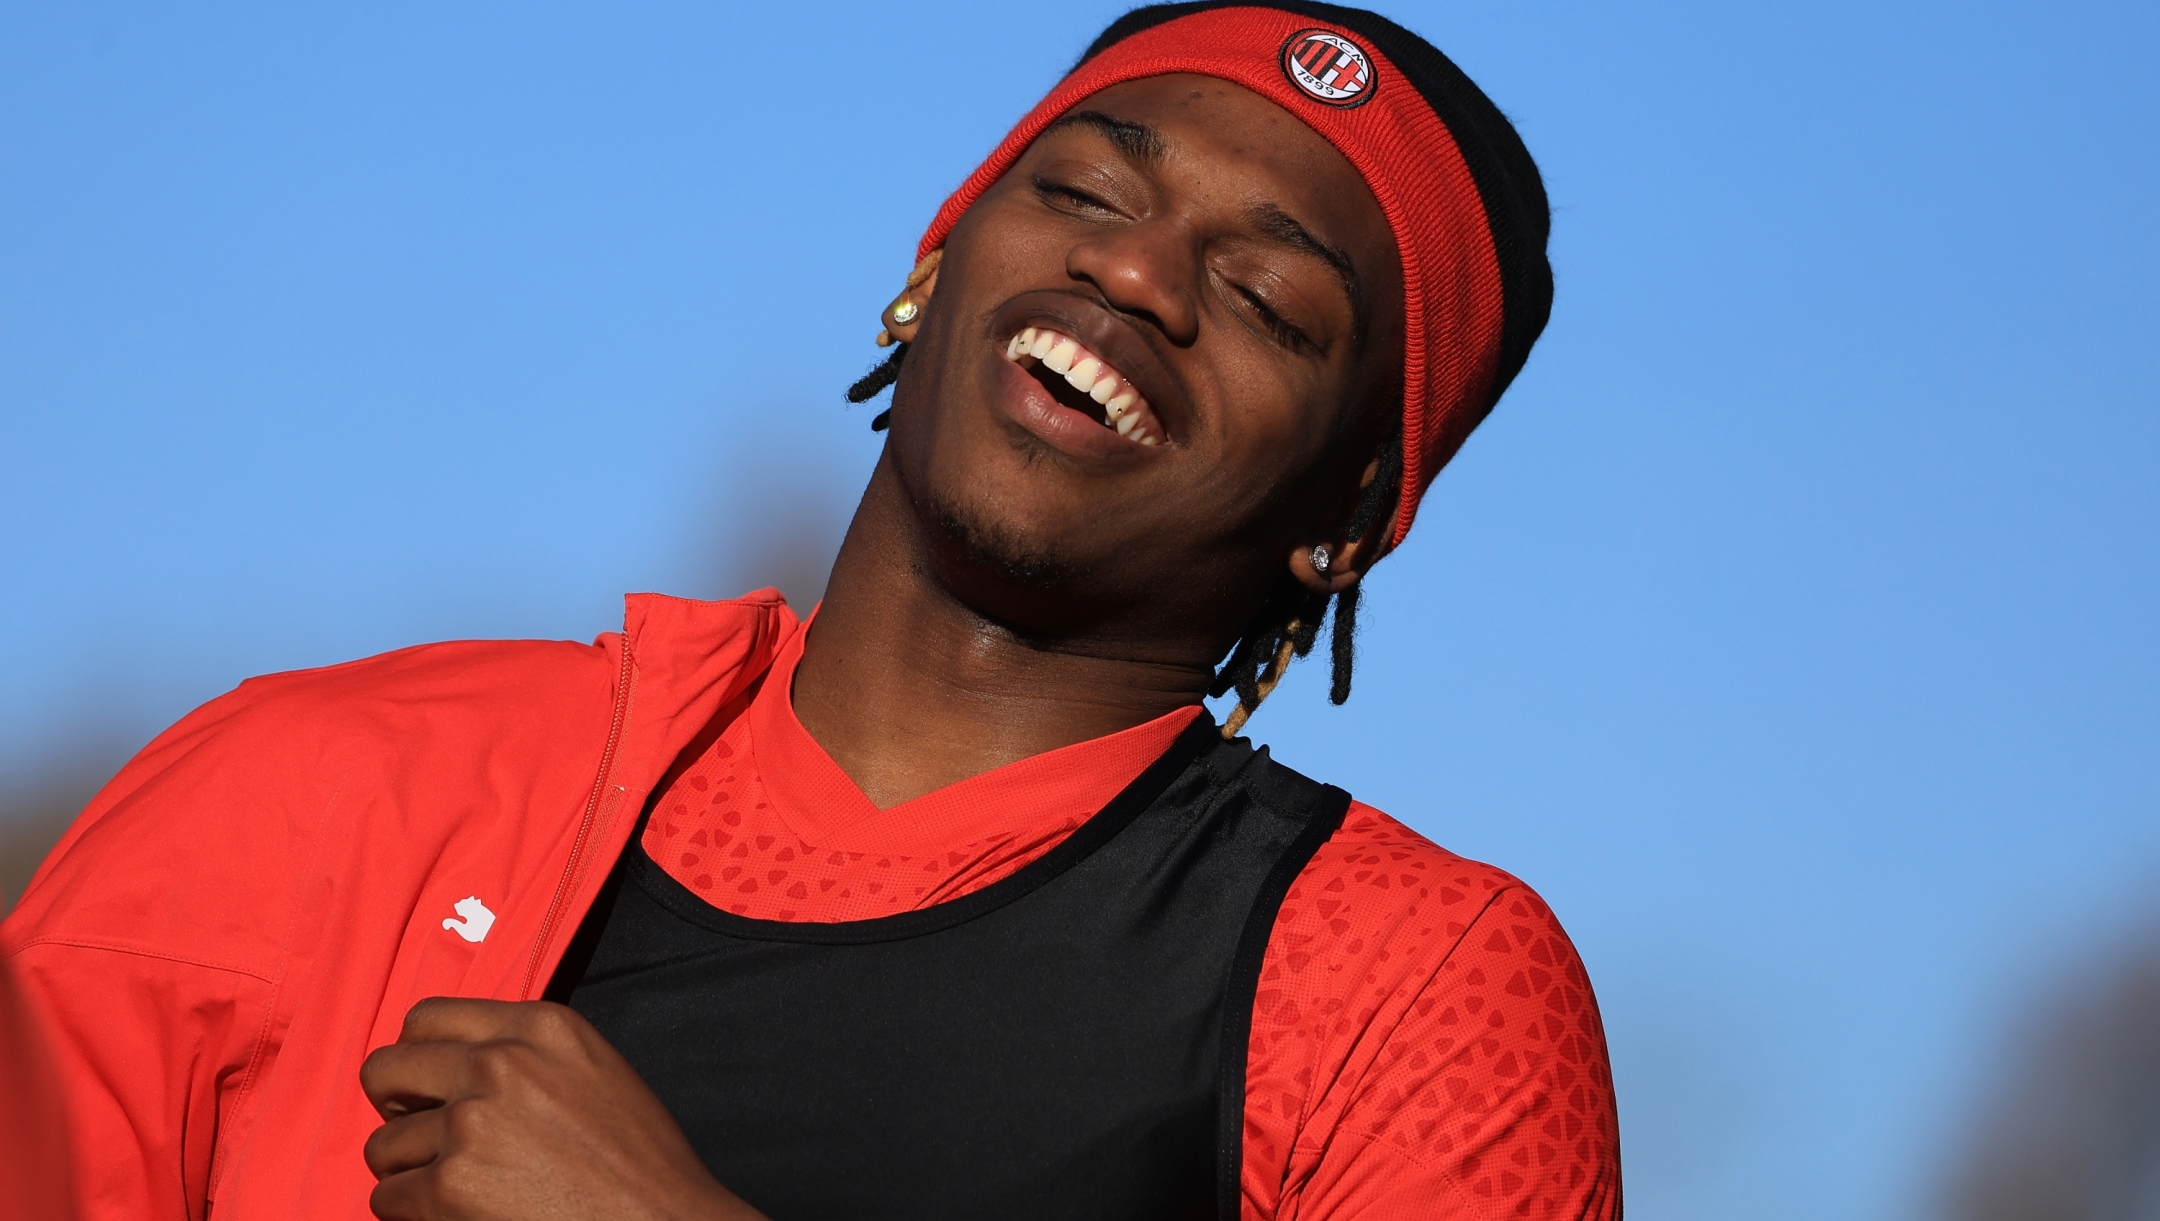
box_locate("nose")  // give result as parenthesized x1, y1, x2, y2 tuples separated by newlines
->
(1064, 219, 1200, 346)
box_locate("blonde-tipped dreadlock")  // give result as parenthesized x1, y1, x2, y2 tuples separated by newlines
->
(874, 250, 942, 349)
(1218, 607, 1317, 738)
(848, 251, 944, 431)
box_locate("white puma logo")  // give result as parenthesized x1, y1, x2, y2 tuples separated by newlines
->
(441, 896, 495, 943)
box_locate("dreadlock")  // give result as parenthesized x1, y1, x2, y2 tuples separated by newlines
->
(846, 251, 945, 430)
(846, 343, 906, 431)
(1212, 432, 1402, 738)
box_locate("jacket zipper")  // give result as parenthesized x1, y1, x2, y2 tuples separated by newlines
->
(520, 635, 637, 997)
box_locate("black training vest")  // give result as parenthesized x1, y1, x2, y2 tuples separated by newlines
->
(552, 717, 1349, 1221)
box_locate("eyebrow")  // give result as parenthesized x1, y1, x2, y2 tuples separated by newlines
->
(1041, 109, 1166, 162)
(1249, 202, 1368, 346)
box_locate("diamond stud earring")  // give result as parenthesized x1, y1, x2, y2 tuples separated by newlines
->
(1310, 544, 1332, 574)
(890, 300, 920, 325)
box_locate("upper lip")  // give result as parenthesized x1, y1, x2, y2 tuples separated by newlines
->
(987, 292, 1189, 444)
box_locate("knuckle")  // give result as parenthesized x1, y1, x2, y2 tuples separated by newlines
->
(357, 1046, 392, 1089)
(522, 1000, 580, 1043)
(368, 1177, 415, 1221)
(404, 995, 451, 1025)
(431, 1148, 490, 1206)
(442, 1098, 490, 1147)
(399, 994, 461, 1041)
(469, 1038, 535, 1088)
(360, 1125, 394, 1175)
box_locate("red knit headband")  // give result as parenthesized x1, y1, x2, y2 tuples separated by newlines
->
(917, 6, 1507, 546)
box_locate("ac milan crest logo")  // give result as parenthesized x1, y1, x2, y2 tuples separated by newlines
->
(1280, 28, 1376, 108)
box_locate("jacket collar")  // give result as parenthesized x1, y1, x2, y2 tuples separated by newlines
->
(615, 589, 800, 794)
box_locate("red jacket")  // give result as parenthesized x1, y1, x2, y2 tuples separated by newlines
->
(5, 593, 792, 1219)
(5, 592, 1619, 1220)
(1, 944, 78, 1220)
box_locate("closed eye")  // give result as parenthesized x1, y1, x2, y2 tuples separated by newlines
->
(1031, 174, 1120, 218)
(1235, 283, 1317, 353)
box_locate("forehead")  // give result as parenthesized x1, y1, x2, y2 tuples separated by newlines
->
(1034, 73, 1391, 248)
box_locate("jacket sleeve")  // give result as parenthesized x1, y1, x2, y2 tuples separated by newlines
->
(3, 944, 270, 1221)
(0, 944, 81, 1220)
(1, 680, 332, 1221)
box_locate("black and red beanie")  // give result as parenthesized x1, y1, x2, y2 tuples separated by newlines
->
(918, 2, 1552, 546)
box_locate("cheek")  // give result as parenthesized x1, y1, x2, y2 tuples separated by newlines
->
(936, 193, 1071, 298)
(1197, 347, 1344, 469)
(1187, 362, 1363, 541)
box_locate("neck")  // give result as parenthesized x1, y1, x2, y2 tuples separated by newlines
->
(790, 458, 1214, 809)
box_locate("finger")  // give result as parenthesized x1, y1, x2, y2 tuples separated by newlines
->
(360, 1040, 483, 1118)
(501, 999, 610, 1058)
(362, 1107, 449, 1181)
(399, 995, 530, 1044)
(368, 1164, 440, 1221)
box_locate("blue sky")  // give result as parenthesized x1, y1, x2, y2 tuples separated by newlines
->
(3, 3, 2155, 1217)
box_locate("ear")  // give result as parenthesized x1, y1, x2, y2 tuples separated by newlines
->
(877, 249, 944, 347)
(1288, 449, 1399, 595)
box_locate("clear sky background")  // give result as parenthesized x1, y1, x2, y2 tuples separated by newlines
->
(3, 3, 2155, 1218)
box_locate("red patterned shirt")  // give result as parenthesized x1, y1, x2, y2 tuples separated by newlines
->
(644, 620, 1620, 1219)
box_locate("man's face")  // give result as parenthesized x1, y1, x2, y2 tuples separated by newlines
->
(886, 73, 1404, 647)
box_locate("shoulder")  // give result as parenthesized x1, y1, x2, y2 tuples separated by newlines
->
(1273, 800, 1559, 981)
(161, 634, 621, 782)
(2, 635, 620, 964)
(222, 634, 619, 734)
(78, 635, 625, 825)
(1292, 802, 1608, 1099)
(1245, 802, 1620, 1219)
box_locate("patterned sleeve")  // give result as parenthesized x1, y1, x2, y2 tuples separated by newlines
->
(1241, 802, 1621, 1220)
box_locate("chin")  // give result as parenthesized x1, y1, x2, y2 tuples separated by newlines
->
(926, 487, 1088, 593)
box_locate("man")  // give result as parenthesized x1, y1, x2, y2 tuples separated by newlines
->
(4, 4, 1620, 1218)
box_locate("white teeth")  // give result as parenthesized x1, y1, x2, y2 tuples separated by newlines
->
(1001, 327, 1163, 447)
(1043, 338, 1079, 375)
(1066, 357, 1102, 393)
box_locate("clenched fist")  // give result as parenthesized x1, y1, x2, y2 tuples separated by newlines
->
(359, 998, 766, 1221)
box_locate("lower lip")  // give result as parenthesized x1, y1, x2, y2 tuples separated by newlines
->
(991, 355, 1152, 461)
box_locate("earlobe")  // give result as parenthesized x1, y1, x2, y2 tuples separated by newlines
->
(878, 249, 944, 347)
(1289, 537, 1368, 595)
(1289, 437, 1400, 592)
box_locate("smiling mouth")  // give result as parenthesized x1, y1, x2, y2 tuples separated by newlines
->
(1003, 326, 1167, 446)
